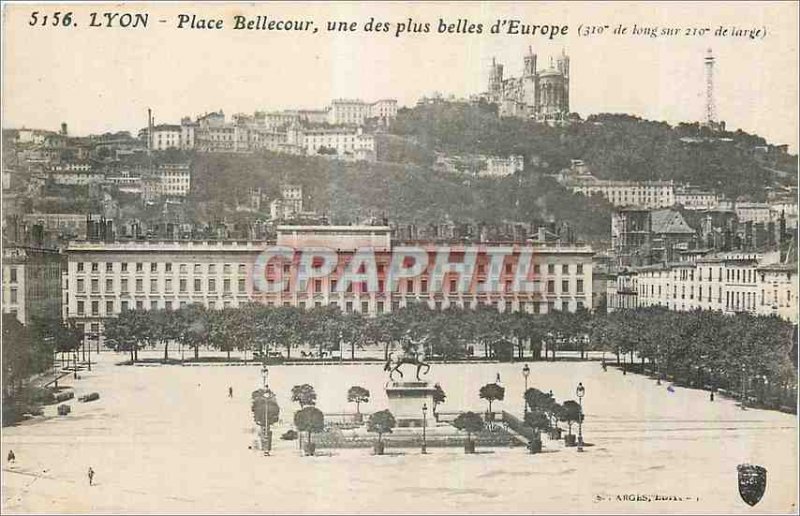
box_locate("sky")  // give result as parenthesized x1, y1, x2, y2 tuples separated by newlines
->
(2, 2, 798, 150)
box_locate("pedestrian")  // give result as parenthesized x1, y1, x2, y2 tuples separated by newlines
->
(495, 373, 501, 384)
(710, 391, 715, 402)
(7, 449, 15, 464)
(87, 467, 95, 486)
(228, 386, 233, 398)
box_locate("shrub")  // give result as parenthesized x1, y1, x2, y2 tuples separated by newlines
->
(281, 429, 298, 440)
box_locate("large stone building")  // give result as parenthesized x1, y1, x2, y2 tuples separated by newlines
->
(485, 47, 570, 122)
(63, 226, 595, 346)
(607, 251, 797, 323)
(2, 245, 64, 326)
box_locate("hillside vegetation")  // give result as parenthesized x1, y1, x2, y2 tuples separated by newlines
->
(391, 104, 797, 199)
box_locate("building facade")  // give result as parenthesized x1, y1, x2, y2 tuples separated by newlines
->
(608, 252, 797, 323)
(2, 246, 64, 326)
(63, 226, 595, 346)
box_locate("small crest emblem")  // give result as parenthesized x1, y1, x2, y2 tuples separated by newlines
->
(737, 463, 767, 506)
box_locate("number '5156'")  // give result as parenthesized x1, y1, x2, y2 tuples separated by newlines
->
(29, 11, 75, 27)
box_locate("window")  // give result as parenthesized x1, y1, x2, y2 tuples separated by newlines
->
(449, 279, 457, 293)
(361, 301, 369, 313)
(577, 279, 584, 294)
(345, 301, 353, 313)
(77, 301, 85, 315)
(547, 280, 555, 294)
(209, 264, 217, 274)
(136, 263, 143, 273)
(314, 279, 322, 293)
(208, 279, 216, 292)
(136, 300, 144, 310)
(10, 289, 17, 303)
(194, 264, 202, 274)
(561, 280, 569, 293)
(576, 264, 583, 274)
(533, 264, 541, 274)
(165, 301, 172, 311)
(121, 263, 128, 273)
(91, 262, 99, 273)
(224, 279, 231, 293)
(194, 279, 201, 292)
(77, 279, 85, 293)
(180, 264, 187, 274)
(121, 279, 129, 293)
(121, 300, 129, 311)
(421, 280, 428, 294)
(106, 279, 113, 292)
(223, 264, 231, 275)
(406, 279, 414, 293)
(149, 279, 157, 292)
(106, 300, 113, 314)
(151, 263, 158, 273)
(562, 264, 569, 275)
(238, 279, 245, 293)
(165, 263, 172, 273)
(77, 262, 85, 272)
(106, 263, 113, 273)
(136, 279, 143, 292)
(91, 301, 99, 314)
(548, 264, 555, 274)
(238, 264, 246, 275)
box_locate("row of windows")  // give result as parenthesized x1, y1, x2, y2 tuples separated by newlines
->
(76, 262, 248, 274)
(74, 298, 585, 317)
(73, 261, 587, 277)
(76, 277, 248, 294)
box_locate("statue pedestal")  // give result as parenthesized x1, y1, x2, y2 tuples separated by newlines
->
(385, 381, 437, 428)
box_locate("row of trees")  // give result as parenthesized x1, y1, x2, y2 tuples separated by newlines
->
(103, 302, 594, 363)
(3, 314, 83, 425)
(104, 302, 796, 407)
(591, 307, 797, 406)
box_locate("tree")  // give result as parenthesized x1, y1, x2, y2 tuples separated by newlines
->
(294, 406, 324, 452)
(432, 383, 446, 417)
(453, 411, 485, 453)
(291, 384, 317, 407)
(366, 409, 396, 451)
(347, 386, 370, 415)
(559, 400, 583, 437)
(479, 382, 505, 414)
(251, 389, 280, 427)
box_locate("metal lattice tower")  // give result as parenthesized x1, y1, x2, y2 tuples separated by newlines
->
(704, 48, 716, 125)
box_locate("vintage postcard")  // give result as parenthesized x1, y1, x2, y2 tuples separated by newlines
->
(1, 1, 798, 514)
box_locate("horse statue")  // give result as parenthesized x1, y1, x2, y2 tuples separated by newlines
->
(383, 350, 430, 381)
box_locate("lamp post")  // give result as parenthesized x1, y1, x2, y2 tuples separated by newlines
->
(421, 402, 428, 454)
(740, 364, 747, 411)
(576, 382, 585, 452)
(522, 364, 530, 416)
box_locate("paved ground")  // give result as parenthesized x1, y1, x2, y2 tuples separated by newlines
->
(2, 351, 797, 514)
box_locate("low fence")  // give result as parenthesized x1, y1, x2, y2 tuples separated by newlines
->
(501, 410, 536, 443)
(312, 427, 515, 449)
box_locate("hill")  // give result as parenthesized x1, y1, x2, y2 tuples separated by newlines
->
(390, 104, 797, 199)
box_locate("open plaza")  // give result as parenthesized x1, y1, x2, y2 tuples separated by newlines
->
(2, 351, 797, 514)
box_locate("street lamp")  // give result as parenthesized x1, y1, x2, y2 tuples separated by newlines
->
(522, 364, 530, 415)
(740, 364, 747, 411)
(421, 402, 428, 454)
(576, 382, 585, 452)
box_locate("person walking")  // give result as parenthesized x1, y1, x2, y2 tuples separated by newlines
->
(228, 386, 233, 398)
(88, 467, 95, 486)
(7, 449, 15, 464)
(710, 391, 715, 402)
